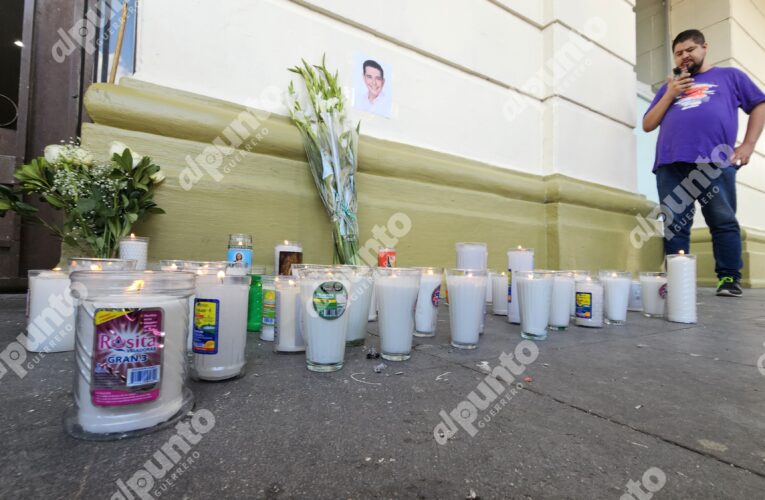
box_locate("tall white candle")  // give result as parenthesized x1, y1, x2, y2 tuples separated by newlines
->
(415, 268, 442, 337)
(25, 269, 75, 353)
(506, 247, 534, 324)
(446, 269, 486, 349)
(368, 284, 378, 321)
(666, 252, 697, 323)
(491, 272, 508, 315)
(298, 270, 351, 372)
(274, 240, 303, 276)
(191, 272, 250, 381)
(640, 272, 667, 318)
(274, 278, 305, 352)
(261, 276, 276, 341)
(628, 280, 643, 311)
(602, 271, 632, 325)
(574, 278, 604, 328)
(68, 271, 194, 437)
(341, 266, 375, 346)
(376, 268, 420, 361)
(485, 270, 494, 304)
(456, 242, 487, 270)
(570, 270, 592, 316)
(549, 271, 574, 331)
(119, 234, 149, 270)
(517, 271, 553, 340)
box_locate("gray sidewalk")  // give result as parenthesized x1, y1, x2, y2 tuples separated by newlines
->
(1, 289, 764, 499)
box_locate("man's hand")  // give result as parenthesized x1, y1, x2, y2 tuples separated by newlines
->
(666, 73, 694, 98)
(731, 142, 755, 167)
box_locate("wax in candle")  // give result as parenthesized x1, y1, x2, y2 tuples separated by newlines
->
(300, 275, 351, 372)
(446, 271, 486, 349)
(491, 272, 508, 315)
(119, 235, 149, 271)
(575, 279, 604, 328)
(506, 248, 534, 324)
(415, 269, 442, 337)
(343, 267, 375, 346)
(602, 272, 632, 325)
(666, 253, 696, 323)
(25, 269, 76, 353)
(628, 280, 643, 311)
(517, 272, 553, 340)
(274, 279, 305, 352)
(570, 271, 592, 316)
(549, 272, 574, 331)
(456, 242, 487, 271)
(640, 272, 667, 318)
(376, 269, 420, 361)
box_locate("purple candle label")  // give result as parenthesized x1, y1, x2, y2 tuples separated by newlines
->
(91, 308, 163, 406)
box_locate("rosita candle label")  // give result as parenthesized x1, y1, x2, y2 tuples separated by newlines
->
(192, 299, 220, 354)
(91, 308, 163, 407)
(312, 281, 348, 320)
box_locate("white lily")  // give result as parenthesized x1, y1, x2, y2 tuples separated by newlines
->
(109, 141, 141, 167)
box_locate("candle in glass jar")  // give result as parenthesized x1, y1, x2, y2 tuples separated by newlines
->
(119, 234, 149, 271)
(274, 278, 304, 352)
(640, 272, 667, 318)
(601, 271, 632, 325)
(628, 280, 643, 311)
(340, 266, 375, 346)
(491, 272, 508, 315)
(456, 242, 487, 271)
(506, 247, 534, 324)
(415, 268, 442, 337)
(570, 270, 592, 316)
(274, 240, 303, 276)
(298, 269, 351, 372)
(549, 271, 574, 331)
(376, 268, 420, 361)
(25, 269, 75, 353)
(666, 252, 696, 323)
(446, 269, 486, 349)
(66, 271, 194, 438)
(575, 278, 604, 328)
(517, 271, 553, 340)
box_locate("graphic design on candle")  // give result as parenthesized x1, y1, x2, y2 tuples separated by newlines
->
(549, 271, 574, 331)
(640, 272, 667, 318)
(415, 268, 442, 337)
(227, 233, 253, 272)
(456, 242, 487, 270)
(119, 234, 149, 271)
(506, 247, 534, 324)
(574, 278, 604, 328)
(186, 261, 228, 352)
(666, 252, 697, 324)
(628, 280, 643, 311)
(517, 271, 553, 340)
(25, 269, 76, 353)
(192, 272, 250, 381)
(376, 268, 420, 361)
(274, 240, 303, 276)
(261, 276, 276, 341)
(570, 271, 592, 317)
(274, 278, 305, 352)
(602, 271, 632, 325)
(66, 271, 195, 438)
(491, 272, 508, 315)
(378, 247, 396, 268)
(446, 269, 486, 349)
(341, 266, 375, 346)
(298, 269, 351, 372)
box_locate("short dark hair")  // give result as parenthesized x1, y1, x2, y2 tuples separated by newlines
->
(672, 29, 705, 50)
(362, 60, 384, 79)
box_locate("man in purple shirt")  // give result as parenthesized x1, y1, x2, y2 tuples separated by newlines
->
(643, 29, 765, 297)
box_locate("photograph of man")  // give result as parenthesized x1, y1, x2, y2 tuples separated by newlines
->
(353, 55, 392, 118)
(643, 29, 765, 297)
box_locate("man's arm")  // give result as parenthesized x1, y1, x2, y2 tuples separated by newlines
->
(732, 102, 765, 166)
(643, 74, 694, 132)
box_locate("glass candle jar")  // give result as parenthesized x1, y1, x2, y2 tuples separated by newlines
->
(640, 272, 667, 318)
(445, 268, 486, 349)
(25, 268, 75, 353)
(575, 278, 604, 328)
(274, 277, 305, 352)
(227, 233, 253, 272)
(375, 267, 421, 361)
(601, 271, 632, 325)
(415, 267, 442, 337)
(65, 270, 195, 440)
(338, 265, 375, 346)
(517, 270, 554, 340)
(68, 258, 137, 272)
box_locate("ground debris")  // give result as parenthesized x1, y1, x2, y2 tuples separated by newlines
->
(374, 363, 387, 373)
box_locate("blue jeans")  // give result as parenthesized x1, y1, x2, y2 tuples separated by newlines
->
(655, 163, 742, 280)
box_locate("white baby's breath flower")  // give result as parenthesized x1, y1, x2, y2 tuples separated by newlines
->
(44, 145, 65, 164)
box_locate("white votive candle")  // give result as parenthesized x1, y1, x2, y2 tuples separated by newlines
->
(119, 234, 149, 270)
(274, 240, 303, 276)
(415, 268, 442, 337)
(666, 252, 697, 324)
(628, 280, 643, 311)
(506, 247, 534, 324)
(191, 272, 250, 381)
(274, 278, 305, 352)
(491, 272, 508, 315)
(25, 269, 75, 353)
(549, 271, 574, 331)
(575, 278, 604, 328)
(517, 271, 553, 340)
(640, 272, 667, 318)
(446, 269, 487, 349)
(376, 268, 420, 361)
(456, 242, 487, 270)
(602, 271, 632, 325)
(570, 270, 592, 317)
(340, 266, 375, 346)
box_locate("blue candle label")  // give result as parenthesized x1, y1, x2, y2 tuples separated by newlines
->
(575, 292, 592, 319)
(313, 281, 348, 320)
(431, 285, 441, 307)
(507, 270, 512, 304)
(227, 248, 252, 269)
(263, 288, 276, 326)
(192, 299, 220, 354)
(91, 308, 163, 406)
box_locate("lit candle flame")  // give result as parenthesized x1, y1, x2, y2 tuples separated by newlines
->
(126, 279, 145, 292)
(288, 279, 295, 286)
(517, 245, 522, 250)
(678, 250, 685, 255)
(170, 263, 177, 270)
(284, 240, 288, 245)
(216, 271, 225, 280)
(52, 267, 62, 271)
(427, 269, 434, 275)
(90, 264, 102, 271)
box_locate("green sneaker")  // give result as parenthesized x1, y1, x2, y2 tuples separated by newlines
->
(716, 277, 742, 297)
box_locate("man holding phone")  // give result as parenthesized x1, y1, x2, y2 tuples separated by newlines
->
(643, 29, 765, 297)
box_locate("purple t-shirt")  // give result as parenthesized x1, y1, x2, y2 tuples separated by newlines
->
(646, 66, 765, 170)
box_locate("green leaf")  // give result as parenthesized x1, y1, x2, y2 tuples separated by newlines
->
(76, 198, 98, 214)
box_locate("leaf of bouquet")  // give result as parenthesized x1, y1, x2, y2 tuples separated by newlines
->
(76, 197, 98, 214)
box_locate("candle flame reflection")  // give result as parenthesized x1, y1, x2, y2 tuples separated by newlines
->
(90, 264, 102, 271)
(126, 280, 145, 292)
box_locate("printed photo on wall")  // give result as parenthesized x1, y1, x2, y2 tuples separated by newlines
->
(353, 53, 393, 118)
